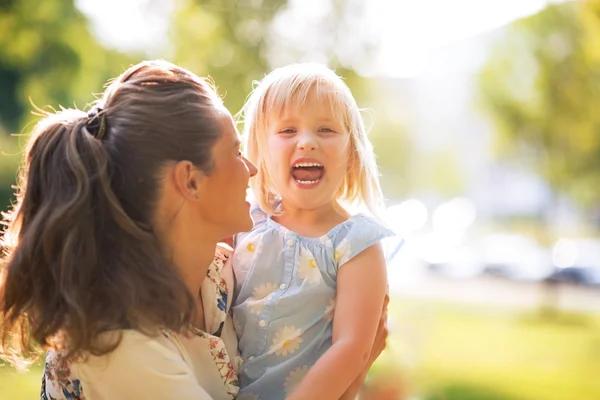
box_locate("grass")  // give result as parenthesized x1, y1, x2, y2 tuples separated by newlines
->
(1, 299, 599, 399)
(369, 299, 600, 400)
(0, 364, 43, 399)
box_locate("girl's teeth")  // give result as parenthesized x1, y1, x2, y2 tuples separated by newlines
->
(294, 162, 323, 168)
(297, 179, 319, 184)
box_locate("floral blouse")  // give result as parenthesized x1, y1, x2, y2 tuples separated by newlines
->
(41, 245, 240, 400)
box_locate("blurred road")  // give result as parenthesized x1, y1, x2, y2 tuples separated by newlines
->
(390, 269, 600, 312)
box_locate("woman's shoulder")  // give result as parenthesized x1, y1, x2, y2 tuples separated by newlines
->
(74, 330, 200, 387)
(43, 330, 182, 400)
(95, 330, 182, 363)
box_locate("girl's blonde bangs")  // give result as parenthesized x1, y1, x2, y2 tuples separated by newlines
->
(261, 74, 351, 130)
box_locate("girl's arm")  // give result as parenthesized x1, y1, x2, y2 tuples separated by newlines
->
(286, 243, 388, 400)
(340, 293, 389, 400)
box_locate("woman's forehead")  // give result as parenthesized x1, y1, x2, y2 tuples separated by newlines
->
(217, 112, 239, 137)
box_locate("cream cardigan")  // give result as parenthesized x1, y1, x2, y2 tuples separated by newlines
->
(43, 245, 240, 400)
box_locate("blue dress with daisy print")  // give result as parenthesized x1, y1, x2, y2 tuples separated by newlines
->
(232, 205, 396, 400)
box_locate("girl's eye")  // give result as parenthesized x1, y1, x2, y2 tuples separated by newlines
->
(278, 128, 296, 134)
(319, 127, 337, 133)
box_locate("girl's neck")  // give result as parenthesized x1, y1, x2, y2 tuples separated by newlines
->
(273, 200, 350, 238)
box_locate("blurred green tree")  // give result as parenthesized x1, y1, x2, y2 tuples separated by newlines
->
(170, 0, 379, 113)
(0, 0, 134, 210)
(0, 0, 134, 134)
(478, 1, 600, 210)
(0, 0, 413, 210)
(170, 0, 288, 115)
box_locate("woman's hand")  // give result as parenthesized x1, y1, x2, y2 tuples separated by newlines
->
(369, 292, 389, 364)
(219, 236, 234, 248)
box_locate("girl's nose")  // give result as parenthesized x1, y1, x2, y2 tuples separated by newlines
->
(297, 130, 318, 151)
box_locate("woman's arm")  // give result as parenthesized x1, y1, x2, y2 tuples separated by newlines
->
(285, 243, 388, 400)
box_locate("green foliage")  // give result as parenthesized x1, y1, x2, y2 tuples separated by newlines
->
(0, 0, 137, 213)
(0, 134, 20, 211)
(170, 0, 288, 115)
(369, 120, 412, 200)
(0, 0, 413, 209)
(478, 1, 600, 208)
(0, 0, 135, 134)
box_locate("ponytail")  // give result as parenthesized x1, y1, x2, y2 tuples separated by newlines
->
(1, 107, 193, 366)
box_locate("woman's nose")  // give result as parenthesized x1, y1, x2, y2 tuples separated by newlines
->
(243, 157, 258, 177)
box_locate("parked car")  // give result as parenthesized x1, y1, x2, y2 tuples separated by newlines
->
(427, 243, 486, 279)
(478, 233, 554, 282)
(550, 238, 600, 287)
(417, 232, 486, 279)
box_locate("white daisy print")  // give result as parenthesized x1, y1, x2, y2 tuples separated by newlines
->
(298, 246, 322, 284)
(284, 365, 310, 395)
(335, 239, 352, 266)
(324, 297, 336, 320)
(270, 326, 303, 356)
(232, 237, 258, 279)
(249, 282, 278, 314)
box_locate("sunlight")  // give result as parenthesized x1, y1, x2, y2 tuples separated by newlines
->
(75, 0, 173, 53)
(367, 0, 552, 77)
(75, 0, 560, 76)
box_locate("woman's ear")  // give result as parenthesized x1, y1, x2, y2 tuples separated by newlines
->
(173, 160, 205, 200)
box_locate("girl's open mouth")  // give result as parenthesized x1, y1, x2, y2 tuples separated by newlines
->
(291, 162, 324, 186)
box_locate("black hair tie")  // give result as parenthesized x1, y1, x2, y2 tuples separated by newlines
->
(87, 107, 107, 140)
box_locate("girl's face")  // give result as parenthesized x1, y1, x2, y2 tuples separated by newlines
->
(265, 91, 351, 212)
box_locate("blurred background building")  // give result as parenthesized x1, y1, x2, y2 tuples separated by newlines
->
(1, 0, 599, 399)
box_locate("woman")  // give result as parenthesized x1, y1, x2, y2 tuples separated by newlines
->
(0, 60, 386, 399)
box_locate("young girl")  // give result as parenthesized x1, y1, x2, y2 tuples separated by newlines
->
(232, 63, 396, 400)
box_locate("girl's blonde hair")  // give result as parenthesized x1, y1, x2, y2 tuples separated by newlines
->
(240, 63, 385, 215)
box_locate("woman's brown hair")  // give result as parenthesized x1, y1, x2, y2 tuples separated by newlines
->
(0, 60, 223, 366)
